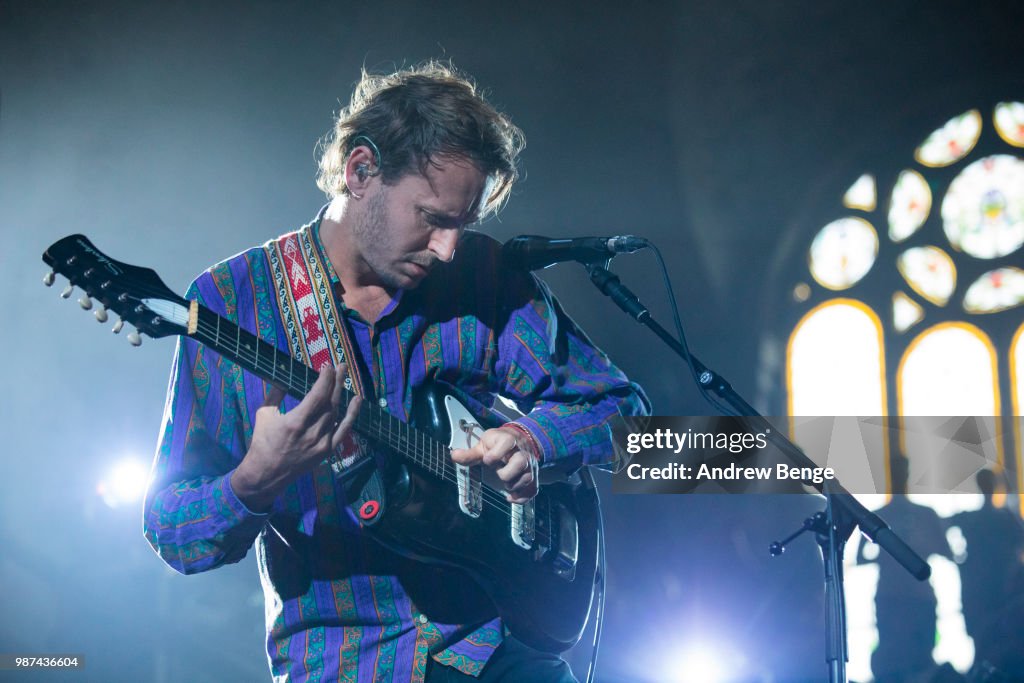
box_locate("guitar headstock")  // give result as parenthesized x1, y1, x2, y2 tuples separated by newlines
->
(43, 234, 191, 345)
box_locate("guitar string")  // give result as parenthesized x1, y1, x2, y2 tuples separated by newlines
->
(183, 304, 534, 509)
(186, 307, 547, 528)
(92, 283, 552, 534)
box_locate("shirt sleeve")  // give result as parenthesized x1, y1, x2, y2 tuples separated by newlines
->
(493, 268, 651, 468)
(143, 274, 268, 575)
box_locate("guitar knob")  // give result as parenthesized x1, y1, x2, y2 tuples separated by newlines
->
(43, 270, 56, 287)
(78, 296, 93, 310)
(112, 318, 124, 334)
(60, 284, 74, 299)
(127, 330, 142, 347)
(94, 306, 109, 323)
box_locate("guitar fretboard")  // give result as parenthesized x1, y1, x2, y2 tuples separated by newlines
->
(190, 305, 457, 482)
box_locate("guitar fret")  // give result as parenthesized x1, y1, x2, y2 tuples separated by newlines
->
(288, 356, 295, 397)
(182, 303, 523, 531)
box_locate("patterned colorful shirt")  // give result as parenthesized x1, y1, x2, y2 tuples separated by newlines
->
(144, 212, 650, 682)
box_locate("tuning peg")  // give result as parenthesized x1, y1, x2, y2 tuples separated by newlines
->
(94, 305, 109, 323)
(112, 318, 124, 334)
(78, 296, 93, 310)
(43, 270, 56, 287)
(127, 329, 142, 347)
(60, 284, 74, 299)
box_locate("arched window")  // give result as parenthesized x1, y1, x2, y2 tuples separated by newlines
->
(899, 322, 1000, 417)
(898, 323, 1002, 495)
(1013, 323, 1024, 496)
(788, 299, 886, 416)
(786, 104, 1024, 498)
(782, 102, 1024, 679)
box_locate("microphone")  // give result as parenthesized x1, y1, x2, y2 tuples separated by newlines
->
(502, 234, 649, 270)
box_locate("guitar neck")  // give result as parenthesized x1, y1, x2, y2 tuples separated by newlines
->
(187, 303, 454, 479)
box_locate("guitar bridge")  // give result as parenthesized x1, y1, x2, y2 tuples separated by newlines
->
(535, 498, 579, 581)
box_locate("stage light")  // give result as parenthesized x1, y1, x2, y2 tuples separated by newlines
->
(96, 458, 150, 509)
(666, 642, 732, 683)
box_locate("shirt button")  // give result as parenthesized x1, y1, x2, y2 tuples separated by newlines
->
(379, 398, 388, 408)
(418, 614, 428, 624)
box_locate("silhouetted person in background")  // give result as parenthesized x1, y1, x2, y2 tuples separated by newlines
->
(950, 470, 1024, 678)
(857, 495, 955, 683)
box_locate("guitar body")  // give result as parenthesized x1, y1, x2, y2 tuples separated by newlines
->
(43, 234, 600, 654)
(356, 385, 599, 654)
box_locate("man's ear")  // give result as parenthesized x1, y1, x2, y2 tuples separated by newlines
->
(344, 145, 378, 197)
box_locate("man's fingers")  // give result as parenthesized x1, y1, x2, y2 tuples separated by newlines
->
(330, 364, 348, 414)
(497, 452, 539, 487)
(503, 454, 539, 502)
(331, 395, 362, 450)
(450, 428, 521, 470)
(449, 448, 483, 466)
(289, 365, 336, 423)
(448, 427, 539, 502)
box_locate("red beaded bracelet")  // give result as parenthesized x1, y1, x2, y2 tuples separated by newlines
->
(500, 422, 542, 462)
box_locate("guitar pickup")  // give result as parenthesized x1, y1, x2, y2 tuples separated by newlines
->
(510, 500, 535, 549)
(456, 463, 482, 518)
(445, 395, 484, 519)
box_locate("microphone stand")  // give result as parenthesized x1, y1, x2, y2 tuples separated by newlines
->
(584, 262, 931, 683)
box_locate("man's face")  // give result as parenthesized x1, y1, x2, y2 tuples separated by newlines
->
(352, 157, 488, 291)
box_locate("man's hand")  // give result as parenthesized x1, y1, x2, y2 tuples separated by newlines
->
(231, 364, 362, 512)
(450, 426, 540, 503)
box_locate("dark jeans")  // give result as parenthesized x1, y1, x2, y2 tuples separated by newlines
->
(425, 637, 577, 683)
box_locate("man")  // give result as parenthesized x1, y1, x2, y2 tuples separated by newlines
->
(144, 62, 649, 683)
(950, 470, 1024, 674)
(856, 495, 953, 683)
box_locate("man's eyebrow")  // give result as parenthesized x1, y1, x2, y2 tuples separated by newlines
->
(419, 206, 474, 226)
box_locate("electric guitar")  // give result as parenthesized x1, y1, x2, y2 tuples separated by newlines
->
(43, 234, 598, 653)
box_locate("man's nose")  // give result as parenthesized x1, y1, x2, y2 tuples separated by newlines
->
(429, 228, 460, 263)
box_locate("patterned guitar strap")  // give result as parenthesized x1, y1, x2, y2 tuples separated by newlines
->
(265, 222, 389, 526)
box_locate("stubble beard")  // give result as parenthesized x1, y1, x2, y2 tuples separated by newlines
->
(352, 187, 406, 290)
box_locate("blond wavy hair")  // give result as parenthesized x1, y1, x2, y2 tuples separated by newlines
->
(316, 61, 525, 220)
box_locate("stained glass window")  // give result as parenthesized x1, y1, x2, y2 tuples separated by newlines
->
(897, 246, 956, 306)
(898, 324, 1001, 502)
(809, 217, 879, 290)
(963, 267, 1024, 314)
(899, 323, 999, 416)
(893, 291, 925, 333)
(788, 101, 1024, 681)
(1013, 323, 1024, 416)
(915, 109, 982, 167)
(786, 305, 884, 683)
(844, 174, 877, 211)
(1014, 326, 1024, 473)
(993, 101, 1024, 148)
(788, 300, 886, 416)
(941, 155, 1024, 259)
(888, 169, 932, 242)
